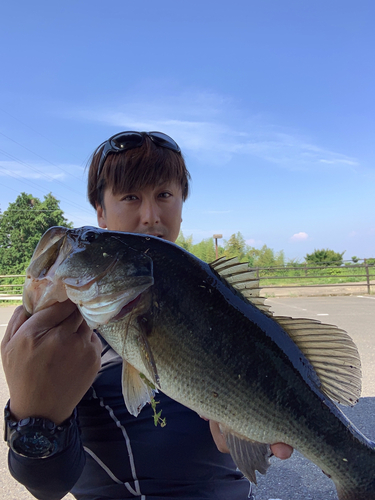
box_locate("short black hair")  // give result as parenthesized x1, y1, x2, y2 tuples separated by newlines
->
(87, 133, 191, 209)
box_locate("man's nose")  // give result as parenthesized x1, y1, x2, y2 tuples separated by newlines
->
(140, 200, 160, 225)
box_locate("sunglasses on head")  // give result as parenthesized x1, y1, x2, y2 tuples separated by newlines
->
(96, 131, 181, 180)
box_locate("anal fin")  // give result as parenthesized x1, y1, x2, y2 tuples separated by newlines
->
(224, 430, 272, 484)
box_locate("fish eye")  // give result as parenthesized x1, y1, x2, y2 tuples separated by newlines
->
(82, 230, 100, 242)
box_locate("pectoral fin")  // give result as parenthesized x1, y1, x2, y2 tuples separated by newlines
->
(122, 361, 156, 417)
(223, 429, 272, 483)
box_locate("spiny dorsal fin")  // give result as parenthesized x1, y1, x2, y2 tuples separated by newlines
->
(210, 257, 271, 314)
(274, 316, 362, 406)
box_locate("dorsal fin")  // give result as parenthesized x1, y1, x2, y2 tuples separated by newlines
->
(210, 257, 271, 314)
(273, 316, 362, 406)
(210, 257, 362, 407)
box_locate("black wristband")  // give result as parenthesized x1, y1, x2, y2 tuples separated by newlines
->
(4, 400, 77, 459)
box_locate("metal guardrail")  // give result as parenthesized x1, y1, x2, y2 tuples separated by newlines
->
(0, 274, 25, 298)
(0, 263, 374, 298)
(252, 262, 375, 294)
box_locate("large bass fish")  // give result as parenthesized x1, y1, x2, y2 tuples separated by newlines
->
(23, 226, 375, 500)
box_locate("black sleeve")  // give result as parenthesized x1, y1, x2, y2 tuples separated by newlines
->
(8, 419, 85, 500)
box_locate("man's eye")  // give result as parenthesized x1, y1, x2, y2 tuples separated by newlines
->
(159, 192, 171, 198)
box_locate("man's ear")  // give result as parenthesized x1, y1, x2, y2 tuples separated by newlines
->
(96, 204, 107, 228)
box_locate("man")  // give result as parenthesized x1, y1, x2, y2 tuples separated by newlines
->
(2, 131, 292, 499)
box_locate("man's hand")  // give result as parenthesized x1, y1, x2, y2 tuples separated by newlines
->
(209, 420, 293, 459)
(1, 301, 102, 424)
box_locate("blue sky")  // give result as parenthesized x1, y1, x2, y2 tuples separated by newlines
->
(1, 1, 374, 261)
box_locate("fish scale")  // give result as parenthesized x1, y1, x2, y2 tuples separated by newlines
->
(105, 249, 375, 488)
(23, 226, 375, 500)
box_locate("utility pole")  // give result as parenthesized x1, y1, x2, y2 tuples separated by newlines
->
(213, 234, 223, 259)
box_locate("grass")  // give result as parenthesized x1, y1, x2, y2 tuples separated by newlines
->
(261, 277, 374, 286)
(0, 299, 22, 307)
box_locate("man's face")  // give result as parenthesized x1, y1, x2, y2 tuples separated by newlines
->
(96, 181, 183, 243)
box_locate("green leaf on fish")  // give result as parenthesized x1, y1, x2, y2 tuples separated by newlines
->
(139, 372, 156, 390)
(150, 398, 166, 427)
(139, 373, 166, 427)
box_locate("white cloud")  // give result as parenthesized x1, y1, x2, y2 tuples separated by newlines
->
(246, 238, 263, 246)
(319, 158, 359, 166)
(0, 161, 84, 181)
(66, 90, 360, 171)
(291, 232, 309, 241)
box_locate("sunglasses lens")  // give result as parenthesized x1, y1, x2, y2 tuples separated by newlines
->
(149, 132, 181, 153)
(111, 132, 144, 150)
(97, 131, 180, 180)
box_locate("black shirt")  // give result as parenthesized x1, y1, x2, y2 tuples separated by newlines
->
(9, 342, 250, 499)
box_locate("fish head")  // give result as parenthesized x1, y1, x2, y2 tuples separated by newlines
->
(55, 227, 154, 329)
(54, 227, 154, 329)
(23, 226, 154, 329)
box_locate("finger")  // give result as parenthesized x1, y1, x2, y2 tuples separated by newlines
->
(90, 329, 103, 355)
(76, 321, 103, 352)
(24, 300, 78, 334)
(58, 314, 102, 363)
(198, 415, 209, 421)
(54, 307, 86, 338)
(2, 306, 28, 344)
(9, 301, 81, 347)
(271, 443, 293, 460)
(209, 421, 230, 453)
(67, 319, 102, 374)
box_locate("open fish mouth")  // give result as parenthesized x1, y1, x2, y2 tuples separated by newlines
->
(68, 282, 152, 330)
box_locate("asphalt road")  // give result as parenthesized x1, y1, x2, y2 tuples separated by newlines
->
(0, 296, 374, 500)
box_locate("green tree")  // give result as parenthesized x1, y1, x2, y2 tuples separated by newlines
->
(250, 245, 285, 268)
(192, 238, 217, 263)
(0, 192, 73, 274)
(286, 258, 303, 268)
(224, 232, 249, 261)
(175, 232, 193, 252)
(305, 248, 345, 267)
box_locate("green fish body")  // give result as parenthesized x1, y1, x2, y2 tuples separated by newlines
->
(24, 226, 375, 500)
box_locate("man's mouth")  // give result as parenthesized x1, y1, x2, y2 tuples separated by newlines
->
(145, 233, 164, 239)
